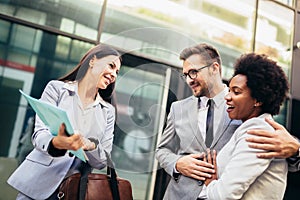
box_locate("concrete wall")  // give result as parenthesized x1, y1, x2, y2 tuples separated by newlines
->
(0, 157, 18, 200)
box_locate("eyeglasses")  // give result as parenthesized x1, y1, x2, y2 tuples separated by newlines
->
(182, 63, 213, 80)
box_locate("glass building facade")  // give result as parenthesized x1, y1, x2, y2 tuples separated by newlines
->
(0, 0, 299, 199)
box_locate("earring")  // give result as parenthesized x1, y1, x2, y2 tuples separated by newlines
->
(254, 102, 261, 107)
(89, 59, 94, 69)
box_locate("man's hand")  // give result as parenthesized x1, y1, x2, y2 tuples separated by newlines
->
(204, 149, 217, 186)
(246, 118, 300, 159)
(175, 153, 215, 181)
(52, 123, 83, 151)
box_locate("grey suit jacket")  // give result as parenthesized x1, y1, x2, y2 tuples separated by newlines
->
(156, 95, 241, 200)
(7, 80, 115, 199)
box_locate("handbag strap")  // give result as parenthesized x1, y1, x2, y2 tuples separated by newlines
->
(78, 151, 121, 200)
(106, 151, 121, 200)
(78, 162, 92, 200)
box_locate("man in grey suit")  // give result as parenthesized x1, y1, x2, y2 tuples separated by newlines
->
(156, 43, 241, 200)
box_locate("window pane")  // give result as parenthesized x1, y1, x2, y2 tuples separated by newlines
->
(113, 64, 168, 199)
(10, 25, 36, 51)
(15, 7, 46, 24)
(55, 36, 72, 60)
(256, 1, 293, 75)
(103, 0, 257, 80)
(69, 40, 93, 62)
(0, 20, 10, 43)
(0, 0, 104, 40)
(275, 0, 294, 7)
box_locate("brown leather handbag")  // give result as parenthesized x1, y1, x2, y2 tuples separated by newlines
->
(58, 152, 133, 200)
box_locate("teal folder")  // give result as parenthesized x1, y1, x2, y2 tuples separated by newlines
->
(19, 89, 87, 162)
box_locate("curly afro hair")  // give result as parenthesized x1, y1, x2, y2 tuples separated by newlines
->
(233, 53, 289, 115)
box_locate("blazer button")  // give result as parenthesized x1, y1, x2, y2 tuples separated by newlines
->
(69, 152, 74, 157)
(198, 180, 204, 186)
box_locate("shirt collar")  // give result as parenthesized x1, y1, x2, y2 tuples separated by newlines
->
(63, 81, 109, 108)
(211, 85, 227, 107)
(195, 84, 227, 108)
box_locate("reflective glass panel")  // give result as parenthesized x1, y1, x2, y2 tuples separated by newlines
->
(103, 0, 257, 80)
(256, 1, 293, 76)
(0, 0, 104, 40)
(112, 64, 169, 199)
(275, 0, 294, 6)
(256, 1, 293, 125)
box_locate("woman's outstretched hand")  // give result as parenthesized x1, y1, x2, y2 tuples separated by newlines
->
(52, 123, 83, 151)
(81, 137, 96, 151)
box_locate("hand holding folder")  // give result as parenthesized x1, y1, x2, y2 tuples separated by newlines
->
(19, 90, 87, 162)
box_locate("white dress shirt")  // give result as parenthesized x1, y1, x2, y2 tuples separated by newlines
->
(198, 87, 228, 144)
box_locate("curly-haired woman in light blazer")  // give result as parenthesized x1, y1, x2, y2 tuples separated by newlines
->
(202, 53, 289, 200)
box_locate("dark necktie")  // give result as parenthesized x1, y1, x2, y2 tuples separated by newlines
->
(205, 99, 214, 147)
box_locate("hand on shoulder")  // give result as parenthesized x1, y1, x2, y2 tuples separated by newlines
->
(246, 118, 300, 159)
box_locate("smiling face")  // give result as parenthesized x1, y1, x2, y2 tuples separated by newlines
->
(90, 55, 121, 89)
(225, 74, 261, 122)
(182, 54, 212, 97)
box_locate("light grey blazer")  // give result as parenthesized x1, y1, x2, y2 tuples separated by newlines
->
(206, 114, 288, 199)
(7, 80, 115, 199)
(156, 95, 241, 200)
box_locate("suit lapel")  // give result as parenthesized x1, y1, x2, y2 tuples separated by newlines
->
(211, 110, 232, 147)
(187, 98, 206, 148)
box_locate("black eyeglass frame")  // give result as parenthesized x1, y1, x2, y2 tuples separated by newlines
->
(182, 63, 213, 80)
